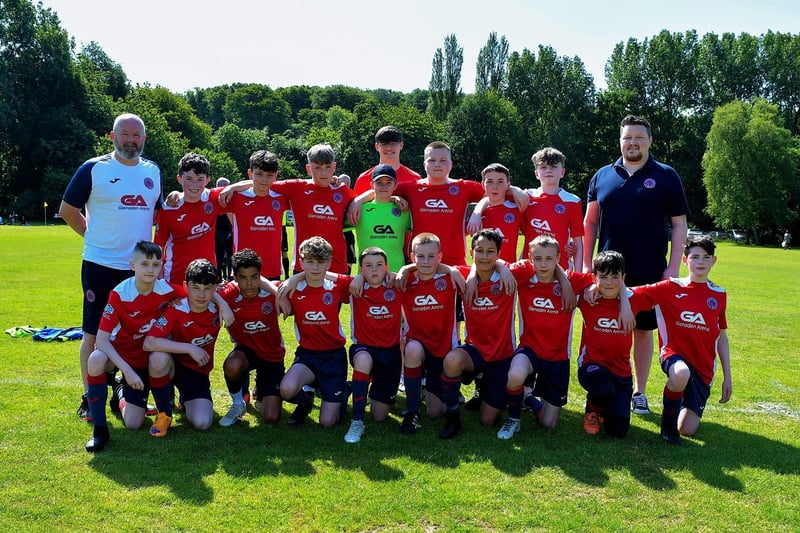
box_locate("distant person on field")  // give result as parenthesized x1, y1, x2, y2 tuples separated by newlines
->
(214, 177, 234, 281)
(782, 230, 791, 250)
(60, 113, 162, 422)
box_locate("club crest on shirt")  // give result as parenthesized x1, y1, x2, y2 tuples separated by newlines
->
(333, 192, 343, 203)
(262, 302, 274, 315)
(204, 202, 214, 214)
(553, 283, 562, 296)
(448, 185, 459, 195)
(434, 278, 448, 291)
(504, 212, 516, 223)
(643, 178, 656, 189)
(490, 283, 502, 295)
(554, 203, 566, 214)
(322, 292, 334, 305)
(144, 177, 155, 189)
(272, 200, 282, 211)
(706, 297, 718, 310)
(383, 289, 396, 302)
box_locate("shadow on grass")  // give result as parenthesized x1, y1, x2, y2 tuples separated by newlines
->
(88, 404, 798, 501)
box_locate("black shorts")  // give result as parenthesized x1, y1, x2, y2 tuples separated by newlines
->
(349, 344, 402, 405)
(281, 226, 289, 253)
(662, 355, 711, 418)
(81, 261, 132, 335)
(455, 293, 465, 323)
(634, 309, 657, 331)
(293, 346, 347, 403)
(174, 360, 212, 402)
(459, 343, 512, 410)
(577, 363, 633, 419)
(121, 366, 151, 409)
(236, 344, 286, 399)
(515, 345, 570, 407)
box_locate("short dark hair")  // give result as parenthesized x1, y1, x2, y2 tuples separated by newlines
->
(178, 152, 210, 177)
(359, 246, 387, 265)
(249, 150, 279, 172)
(481, 163, 510, 179)
(531, 147, 566, 167)
(375, 126, 403, 144)
(185, 258, 218, 285)
(472, 228, 503, 251)
(620, 115, 652, 137)
(592, 250, 625, 276)
(231, 248, 262, 274)
(134, 240, 162, 260)
(684, 234, 716, 256)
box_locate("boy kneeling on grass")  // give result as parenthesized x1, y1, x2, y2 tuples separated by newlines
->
(632, 234, 731, 444)
(144, 259, 224, 436)
(84, 241, 177, 453)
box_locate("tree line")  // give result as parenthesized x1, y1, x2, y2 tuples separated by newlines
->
(1, 0, 797, 240)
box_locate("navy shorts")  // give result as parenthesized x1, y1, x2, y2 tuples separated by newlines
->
(174, 360, 212, 402)
(577, 363, 633, 420)
(459, 343, 512, 410)
(455, 293, 465, 323)
(515, 345, 570, 407)
(423, 351, 445, 401)
(121, 366, 151, 409)
(81, 261, 132, 335)
(236, 344, 286, 399)
(662, 355, 711, 418)
(349, 344, 402, 405)
(293, 346, 347, 403)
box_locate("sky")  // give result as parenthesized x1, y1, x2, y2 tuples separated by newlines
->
(40, 0, 800, 95)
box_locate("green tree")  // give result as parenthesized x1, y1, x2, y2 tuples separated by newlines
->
(760, 31, 800, 135)
(0, 0, 95, 215)
(428, 34, 463, 120)
(475, 32, 509, 93)
(702, 99, 799, 242)
(445, 92, 522, 182)
(130, 86, 212, 150)
(211, 123, 268, 177)
(223, 83, 291, 133)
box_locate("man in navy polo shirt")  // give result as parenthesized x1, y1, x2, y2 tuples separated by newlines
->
(582, 114, 689, 416)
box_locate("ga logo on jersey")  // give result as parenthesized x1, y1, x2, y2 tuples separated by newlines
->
(254, 215, 275, 226)
(368, 305, 391, 316)
(529, 218, 551, 231)
(313, 204, 334, 215)
(473, 296, 494, 307)
(373, 224, 395, 234)
(532, 297, 555, 309)
(424, 199, 448, 209)
(680, 311, 706, 324)
(597, 318, 620, 329)
(414, 294, 438, 306)
(244, 320, 267, 331)
(192, 334, 215, 347)
(120, 194, 147, 207)
(305, 311, 327, 321)
(191, 222, 211, 235)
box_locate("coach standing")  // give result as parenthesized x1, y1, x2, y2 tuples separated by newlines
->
(60, 113, 162, 420)
(582, 114, 689, 416)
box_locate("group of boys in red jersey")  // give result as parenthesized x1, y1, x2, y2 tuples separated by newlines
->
(73, 123, 731, 452)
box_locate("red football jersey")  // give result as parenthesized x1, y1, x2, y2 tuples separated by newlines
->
(99, 278, 176, 369)
(577, 290, 649, 377)
(288, 275, 351, 351)
(522, 188, 584, 269)
(512, 262, 593, 361)
(227, 189, 288, 279)
(154, 187, 223, 284)
(396, 179, 485, 266)
(348, 279, 404, 348)
(270, 179, 355, 274)
(462, 270, 516, 362)
(633, 278, 728, 386)
(149, 299, 221, 375)
(353, 164, 422, 195)
(480, 201, 523, 263)
(218, 283, 285, 362)
(402, 272, 458, 357)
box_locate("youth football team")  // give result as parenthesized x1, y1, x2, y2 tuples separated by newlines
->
(78, 125, 731, 453)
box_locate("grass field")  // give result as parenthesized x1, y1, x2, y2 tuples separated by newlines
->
(0, 224, 798, 532)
